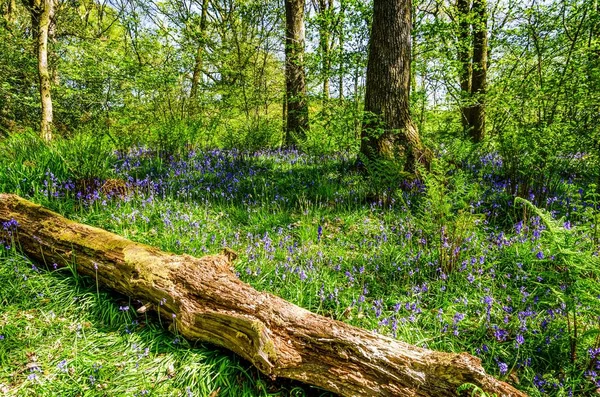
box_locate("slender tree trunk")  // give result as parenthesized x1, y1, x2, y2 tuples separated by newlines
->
(190, 0, 209, 100)
(284, 0, 309, 147)
(337, 35, 344, 100)
(2, 0, 16, 24)
(0, 194, 527, 397)
(354, 60, 361, 138)
(360, 0, 431, 170)
(28, 0, 54, 141)
(316, 0, 332, 102)
(468, 0, 487, 142)
(456, 0, 487, 142)
(282, 90, 287, 141)
(49, 0, 59, 86)
(190, 46, 203, 99)
(410, 4, 417, 97)
(337, 0, 345, 102)
(457, 0, 472, 132)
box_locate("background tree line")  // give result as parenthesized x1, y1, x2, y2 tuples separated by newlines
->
(0, 0, 598, 184)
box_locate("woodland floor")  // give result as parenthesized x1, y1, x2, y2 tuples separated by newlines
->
(1, 135, 599, 396)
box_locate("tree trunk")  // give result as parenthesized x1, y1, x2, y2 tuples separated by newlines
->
(359, 0, 431, 170)
(284, 0, 309, 147)
(337, 5, 344, 102)
(467, 0, 487, 142)
(0, 194, 526, 397)
(456, 0, 487, 143)
(456, 0, 472, 133)
(316, 0, 332, 102)
(2, 0, 16, 25)
(190, 0, 209, 100)
(26, 0, 54, 141)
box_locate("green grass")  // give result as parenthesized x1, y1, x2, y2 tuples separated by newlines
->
(1, 131, 600, 396)
(0, 252, 324, 396)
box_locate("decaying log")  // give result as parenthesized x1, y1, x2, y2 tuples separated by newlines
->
(0, 194, 526, 397)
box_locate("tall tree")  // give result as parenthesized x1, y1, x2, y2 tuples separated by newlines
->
(2, 0, 16, 25)
(336, 0, 345, 101)
(312, 0, 333, 102)
(284, 0, 309, 146)
(457, 0, 488, 142)
(468, 0, 487, 141)
(457, 0, 472, 124)
(360, 0, 430, 169)
(190, 0, 209, 99)
(23, 0, 54, 141)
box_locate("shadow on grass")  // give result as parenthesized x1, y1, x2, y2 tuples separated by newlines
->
(0, 252, 334, 397)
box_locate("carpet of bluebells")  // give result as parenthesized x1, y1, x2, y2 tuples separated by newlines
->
(1, 138, 600, 396)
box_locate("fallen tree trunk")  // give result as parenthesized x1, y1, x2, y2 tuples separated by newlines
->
(0, 194, 526, 397)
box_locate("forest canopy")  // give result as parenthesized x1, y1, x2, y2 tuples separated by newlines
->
(1, 0, 595, 162)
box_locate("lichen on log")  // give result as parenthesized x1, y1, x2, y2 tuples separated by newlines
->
(0, 194, 527, 397)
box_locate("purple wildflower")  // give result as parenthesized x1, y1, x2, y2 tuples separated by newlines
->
(498, 361, 508, 375)
(57, 360, 68, 372)
(2, 218, 19, 231)
(515, 334, 525, 346)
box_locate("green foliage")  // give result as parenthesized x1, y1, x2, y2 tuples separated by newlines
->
(357, 148, 411, 204)
(494, 123, 580, 201)
(51, 130, 116, 181)
(298, 102, 361, 155)
(219, 117, 283, 152)
(457, 383, 497, 397)
(0, 15, 38, 133)
(515, 197, 600, 368)
(417, 158, 482, 274)
(0, 130, 115, 196)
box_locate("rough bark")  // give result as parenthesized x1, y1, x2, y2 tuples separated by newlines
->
(467, 0, 487, 142)
(284, 0, 309, 147)
(359, 0, 431, 170)
(190, 0, 209, 100)
(456, 0, 487, 143)
(0, 194, 527, 397)
(457, 0, 472, 133)
(25, 0, 54, 141)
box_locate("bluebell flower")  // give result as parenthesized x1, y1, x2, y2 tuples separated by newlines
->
(498, 361, 508, 375)
(1, 218, 19, 232)
(453, 312, 465, 324)
(515, 334, 525, 346)
(493, 326, 509, 341)
(57, 359, 68, 372)
(534, 374, 546, 391)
